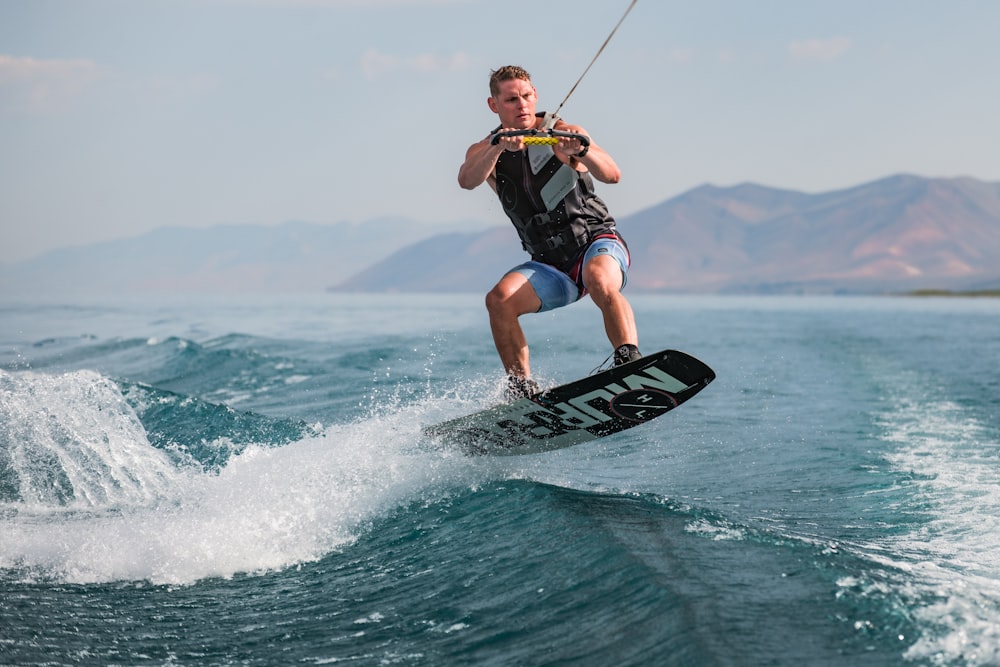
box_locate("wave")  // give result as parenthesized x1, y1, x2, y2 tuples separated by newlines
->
(12, 332, 451, 422)
(0, 368, 181, 507)
(0, 367, 490, 585)
(4, 347, 997, 664)
(331, 478, 927, 665)
(18, 334, 326, 408)
(0, 365, 877, 592)
(0, 363, 962, 664)
(120, 380, 316, 471)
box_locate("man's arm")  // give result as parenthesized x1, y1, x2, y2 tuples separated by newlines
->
(459, 131, 532, 190)
(458, 137, 504, 190)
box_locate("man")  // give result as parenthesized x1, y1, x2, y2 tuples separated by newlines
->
(458, 65, 641, 399)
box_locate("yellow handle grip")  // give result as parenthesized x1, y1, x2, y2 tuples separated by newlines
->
(521, 137, 560, 145)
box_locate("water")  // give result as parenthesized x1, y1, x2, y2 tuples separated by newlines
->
(1, 293, 998, 666)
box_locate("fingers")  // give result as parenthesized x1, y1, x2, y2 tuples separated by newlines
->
(497, 129, 524, 152)
(559, 137, 580, 155)
(501, 136, 523, 152)
(557, 136, 585, 157)
(557, 130, 589, 157)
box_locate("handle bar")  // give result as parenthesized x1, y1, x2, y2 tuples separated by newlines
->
(489, 129, 591, 147)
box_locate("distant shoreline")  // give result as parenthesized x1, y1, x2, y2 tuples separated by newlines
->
(905, 289, 1000, 298)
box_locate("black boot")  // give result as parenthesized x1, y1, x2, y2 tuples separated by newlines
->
(506, 375, 540, 400)
(613, 344, 642, 366)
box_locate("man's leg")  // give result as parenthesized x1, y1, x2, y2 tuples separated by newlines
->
(583, 253, 639, 353)
(485, 271, 542, 380)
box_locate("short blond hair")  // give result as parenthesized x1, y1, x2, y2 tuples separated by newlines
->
(489, 65, 531, 97)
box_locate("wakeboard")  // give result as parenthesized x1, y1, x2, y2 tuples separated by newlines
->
(423, 349, 714, 456)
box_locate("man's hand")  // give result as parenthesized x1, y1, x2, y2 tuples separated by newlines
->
(556, 133, 588, 158)
(495, 129, 526, 152)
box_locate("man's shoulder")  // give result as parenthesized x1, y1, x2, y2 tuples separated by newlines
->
(553, 118, 584, 133)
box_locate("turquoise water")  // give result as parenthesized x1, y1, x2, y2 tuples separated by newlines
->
(1, 294, 998, 665)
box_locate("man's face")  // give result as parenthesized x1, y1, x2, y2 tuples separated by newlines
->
(488, 78, 537, 129)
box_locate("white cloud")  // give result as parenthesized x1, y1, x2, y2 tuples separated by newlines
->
(0, 55, 101, 113)
(360, 48, 471, 79)
(788, 36, 853, 62)
(668, 47, 694, 65)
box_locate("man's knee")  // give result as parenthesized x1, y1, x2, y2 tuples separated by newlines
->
(486, 273, 540, 316)
(584, 256, 625, 297)
(485, 283, 508, 314)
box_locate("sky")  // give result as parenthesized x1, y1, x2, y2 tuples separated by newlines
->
(1, 0, 999, 263)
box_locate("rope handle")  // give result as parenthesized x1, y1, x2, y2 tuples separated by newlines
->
(489, 129, 591, 148)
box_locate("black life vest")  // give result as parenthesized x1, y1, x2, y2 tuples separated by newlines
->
(492, 118, 618, 272)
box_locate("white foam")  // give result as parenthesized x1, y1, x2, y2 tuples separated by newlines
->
(875, 383, 1000, 665)
(0, 369, 180, 508)
(0, 369, 490, 585)
(683, 518, 747, 541)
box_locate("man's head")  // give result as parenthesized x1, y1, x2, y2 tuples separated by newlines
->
(487, 65, 537, 129)
(488, 65, 531, 97)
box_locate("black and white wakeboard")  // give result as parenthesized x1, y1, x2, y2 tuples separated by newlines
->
(423, 349, 715, 456)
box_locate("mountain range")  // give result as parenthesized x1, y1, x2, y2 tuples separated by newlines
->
(332, 174, 1000, 295)
(0, 218, 482, 295)
(3, 174, 998, 296)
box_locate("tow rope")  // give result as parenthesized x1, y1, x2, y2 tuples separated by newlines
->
(543, 0, 639, 130)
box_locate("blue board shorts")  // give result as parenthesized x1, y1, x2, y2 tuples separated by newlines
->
(510, 237, 630, 313)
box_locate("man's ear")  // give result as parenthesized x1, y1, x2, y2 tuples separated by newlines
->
(487, 96, 499, 114)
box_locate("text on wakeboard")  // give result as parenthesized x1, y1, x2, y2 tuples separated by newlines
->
(500, 366, 695, 440)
